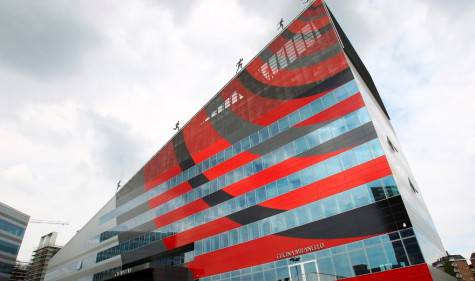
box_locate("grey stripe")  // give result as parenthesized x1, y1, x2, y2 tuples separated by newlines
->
(116, 203, 149, 225)
(116, 168, 145, 207)
(121, 239, 168, 265)
(0, 231, 22, 244)
(0, 213, 28, 227)
(117, 221, 157, 243)
(249, 122, 331, 156)
(300, 122, 377, 157)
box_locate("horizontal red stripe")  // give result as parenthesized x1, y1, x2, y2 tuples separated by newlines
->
(203, 152, 260, 180)
(260, 156, 392, 210)
(251, 94, 324, 126)
(190, 139, 231, 164)
(159, 157, 390, 252)
(224, 148, 349, 197)
(144, 166, 182, 190)
(248, 53, 348, 88)
(163, 217, 241, 250)
(148, 181, 192, 209)
(296, 93, 365, 127)
(188, 234, 374, 278)
(154, 199, 209, 229)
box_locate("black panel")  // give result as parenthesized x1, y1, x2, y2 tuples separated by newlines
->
(227, 205, 284, 226)
(173, 132, 195, 170)
(299, 122, 377, 157)
(202, 190, 234, 207)
(188, 174, 209, 189)
(327, 6, 390, 119)
(279, 196, 410, 239)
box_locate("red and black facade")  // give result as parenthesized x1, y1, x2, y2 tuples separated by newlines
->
(45, 2, 454, 281)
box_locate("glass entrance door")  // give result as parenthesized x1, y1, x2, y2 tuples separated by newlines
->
(289, 260, 319, 281)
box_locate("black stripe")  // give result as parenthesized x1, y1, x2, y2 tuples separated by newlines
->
(202, 190, 234, 207)
(238, 68, 353, 100)
(279, 196, 410, 239)
(227, 205, 284, 226)
(173, 132, 195, 170)
(188, 174, 209, 189)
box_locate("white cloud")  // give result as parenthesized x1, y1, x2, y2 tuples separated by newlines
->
(0, 0, 473, 263)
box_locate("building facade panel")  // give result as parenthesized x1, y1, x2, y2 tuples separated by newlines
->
(45, 1, 453, 281)
(0, 202, 29, 281)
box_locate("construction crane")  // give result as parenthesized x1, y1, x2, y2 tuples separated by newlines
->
(30, 219, 69, 226)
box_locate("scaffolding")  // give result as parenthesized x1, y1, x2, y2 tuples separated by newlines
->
(9, 262, 29, 281)
(23, 232, 62, 281)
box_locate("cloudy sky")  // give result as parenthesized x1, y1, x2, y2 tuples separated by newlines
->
(1, 0, 474, 262)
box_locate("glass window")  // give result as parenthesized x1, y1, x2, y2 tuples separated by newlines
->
(251, 271, 264, 281)
(333, 254, 353, 278)
(336, 192, 354, 212)
(317, 257, 335, 278)
(276, 267, 290, 280)
(365, 245, 388, 273)
(259, 127, 270, 142)
(278, 117, 290, 131)
(322, 197, 338, 217)
(263, 269, 277, 281)
(349, 249, 370, 276)
(403, 237, 424, 265)
(310, 99, 323, 114)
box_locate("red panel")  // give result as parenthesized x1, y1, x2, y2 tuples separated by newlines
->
(148, 181, 192, 209)
(224, 148, 350, 197)
(153, 199, 209, 229)
(227, 78, 323, 126)
(143, 142, 182, 190)
(248, 53, 348, 87)
(250, 93, 323, 126)
(188, 234, 375, 278)
(163, 217, 241, 250)
(341, 264, 433, 281)
(286, 13, 330, 34)
(296, 93, 365, 127)
(260, 156, 392, 210)
(203, 152, 260, 180)
(183, 110, 231, 164)
(144, 165, 181, 191)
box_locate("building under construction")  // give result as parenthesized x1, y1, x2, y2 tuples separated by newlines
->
(24, 233, 61, 281)
(9, 262, 29, 281)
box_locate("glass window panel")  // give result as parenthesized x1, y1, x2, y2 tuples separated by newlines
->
(276, 266, 290, 280)
(264, 269, 277, 281)
(349, 249, 370, 276)
(365, 245, 389, 273)
(403, 237, 424, 265)
(322, 197, 338, 217)
(333, 254, 353, 277)
(317, 257, 335, 278)
(336, 192, 354, 212)
(311, 99, 323, 114)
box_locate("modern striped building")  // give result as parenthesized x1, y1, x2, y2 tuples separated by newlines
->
(45, 1, 454, 281)
(0, 202, 29, 281)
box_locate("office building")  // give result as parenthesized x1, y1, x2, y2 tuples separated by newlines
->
(45, 1, 455, 280)
(0, 202, 29, 281)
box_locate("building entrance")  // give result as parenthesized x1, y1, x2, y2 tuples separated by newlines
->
(288, 260, 335, 281)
